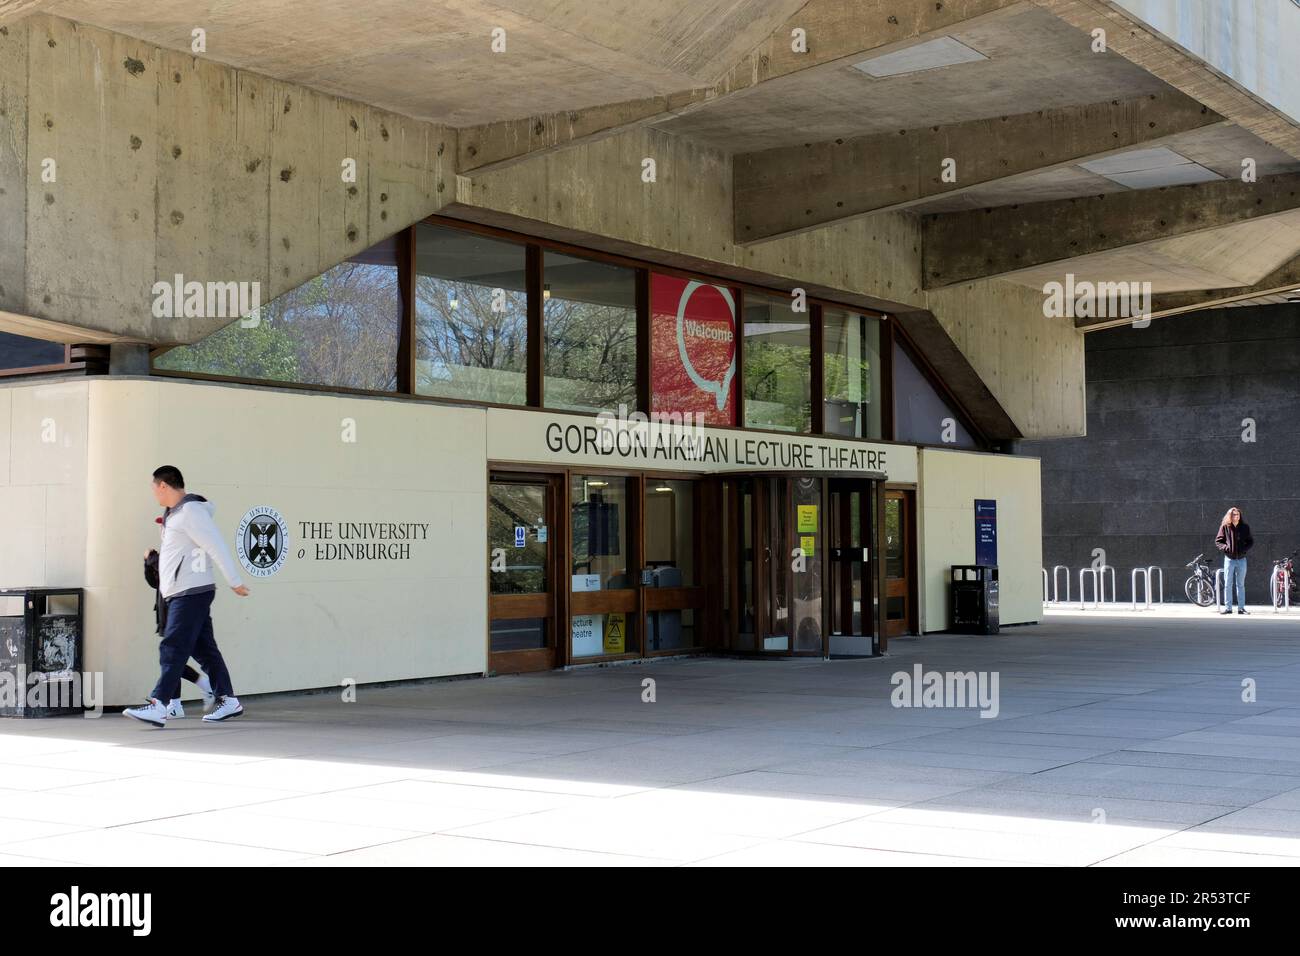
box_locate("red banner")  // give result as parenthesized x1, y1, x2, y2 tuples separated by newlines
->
(650, 274, 737, 425)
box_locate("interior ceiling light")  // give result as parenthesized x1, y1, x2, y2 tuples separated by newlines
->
(1079, 146, 1224, 189)
(851, 36, 988, 78)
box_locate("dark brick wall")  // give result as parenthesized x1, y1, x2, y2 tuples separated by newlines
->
(1020, 304, 1300, 605)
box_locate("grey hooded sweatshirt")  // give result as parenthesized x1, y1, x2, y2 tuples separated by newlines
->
(157, 496, 244, 600)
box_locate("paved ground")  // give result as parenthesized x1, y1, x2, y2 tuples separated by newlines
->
(1, 614, 1299, 866)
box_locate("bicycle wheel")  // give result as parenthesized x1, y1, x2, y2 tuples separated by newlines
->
(1186, 576, 1214, 607)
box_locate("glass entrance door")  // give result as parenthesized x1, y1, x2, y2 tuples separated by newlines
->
(488, 473, 560, 673)
(828, 478, 877, 654)
(884, 488, 916, 637)
(721, 475, 824, 655)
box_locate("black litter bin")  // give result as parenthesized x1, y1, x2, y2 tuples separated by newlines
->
(0, 588, 85, 717)
(950, 565, 999, 635)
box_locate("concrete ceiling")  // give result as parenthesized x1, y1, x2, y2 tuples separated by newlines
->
(654, 4, 1171, 151)
(999, 210, 1300, 293)
(38, 0, 808, 125)
(8, 0, 1299, 314)
(909, 123, 1300, 214)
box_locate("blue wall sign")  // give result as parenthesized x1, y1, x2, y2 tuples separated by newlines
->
(975, 499, 997, 567)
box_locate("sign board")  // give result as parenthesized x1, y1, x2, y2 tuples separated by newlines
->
(571, 614, 604, 656)
(514, 526, 526, 549)
(797, 505, 818, 533)
(486, 408, 914, 482)
(975, 498, 997, 566)
(650, 274, 737, 425)
(604, 612, 626, 654)
(800, 535, 816, 557)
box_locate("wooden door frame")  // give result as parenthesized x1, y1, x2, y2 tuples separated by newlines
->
(487, 470, 566, 675)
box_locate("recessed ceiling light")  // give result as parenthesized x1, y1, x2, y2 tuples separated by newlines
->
(1080, 146, 1223, 189)
(851, 36, 988, 78)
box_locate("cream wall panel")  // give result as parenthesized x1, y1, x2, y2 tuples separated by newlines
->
(0, 379, 88, 587)
(84, 379, 488, 705)
(0, 485, 48, 586)
(918, 448, 1042, 630)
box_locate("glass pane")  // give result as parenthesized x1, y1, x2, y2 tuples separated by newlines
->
(543, 252, 637, 414)
(650, 273, 737, 425)
(885, 497, 903, 579)
(792, 478, 822, 653)
(647, 606, 696, 651)
(491, 618, 546, 652)
(644, 480, 694, 587)
(739, 481, 755, 644)
(572, 609, 636, 658)
(0, 332, 64, 370)
(823, 309, 882, 439)
(767, 480, 790, 650)
(743, 292, 811, 433)
(414, 224, 527, 405)
(887, 596, 906, 621)
(892, 340, 977, 448)
(851, 559, 863, 634)
(570, 475, 633, 589)
(156, 237, 401, 389)
(489, 483, 548, 594)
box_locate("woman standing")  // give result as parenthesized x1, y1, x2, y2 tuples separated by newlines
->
(1215, 507, 1254, 614)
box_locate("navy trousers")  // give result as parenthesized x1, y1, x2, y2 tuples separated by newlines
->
(150, 590, 235, 702)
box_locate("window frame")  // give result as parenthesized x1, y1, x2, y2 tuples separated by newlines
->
(148, 214, 991, 453)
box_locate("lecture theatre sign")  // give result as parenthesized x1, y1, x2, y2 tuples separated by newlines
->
(486, 409, 918, 483)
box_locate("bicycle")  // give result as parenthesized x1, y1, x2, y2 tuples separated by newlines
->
(1271, 550, 1298, 608)
(1184, 553, 1215, 607)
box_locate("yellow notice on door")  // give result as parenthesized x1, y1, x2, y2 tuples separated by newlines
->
(604, 612, 626, 654)
(800, 535, 815, 557)
(797, 505, 818, 533)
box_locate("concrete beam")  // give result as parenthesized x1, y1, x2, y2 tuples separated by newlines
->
(922, 172, 1300, 288)
(735, 91, 1222, 243)
(1076, 254, 1300, 331)
(457, 91, 709, 174)
(459, 0, 1023, 174)
(1, 14, 455, 346)
(1032, 0, 1300, 160)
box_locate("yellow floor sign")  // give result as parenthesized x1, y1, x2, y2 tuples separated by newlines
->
(604, 612, 626, 654)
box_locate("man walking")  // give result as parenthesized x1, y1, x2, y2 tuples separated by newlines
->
(124, 466, 249, 727)
(1215, 506, 1253, 615)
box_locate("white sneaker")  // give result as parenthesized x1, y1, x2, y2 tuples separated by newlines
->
(123, 698, 169, 728)
(193, 671, 216, 712)
(166, 699, 185, 719)
(202, 695, 243, 723)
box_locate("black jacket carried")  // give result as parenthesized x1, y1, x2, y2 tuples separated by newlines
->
(1215, 521, 1254, 560)
(143, 548, 167, 635)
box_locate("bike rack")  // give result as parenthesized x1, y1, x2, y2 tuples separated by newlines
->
(1099, 564, 1116, 605)
(1052, 565, 1070, 604)
(1271, 568, 1292, 613)
(1131, 567, 1151, 610)
(1042, 568, 1049, 605)
(1079, 567, 1102, 609)
(1146, 566, 1164, 605)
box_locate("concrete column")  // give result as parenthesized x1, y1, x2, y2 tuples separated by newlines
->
(107, 343, 150, 376)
